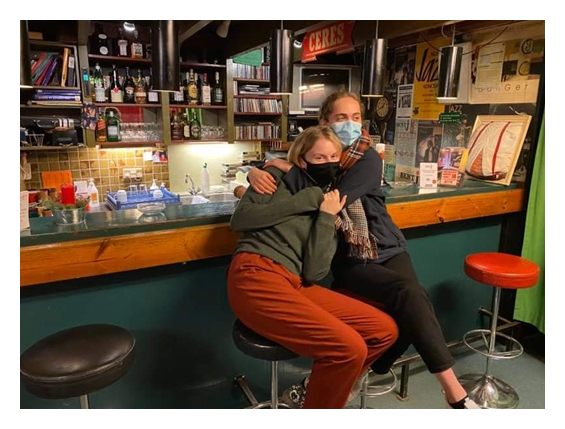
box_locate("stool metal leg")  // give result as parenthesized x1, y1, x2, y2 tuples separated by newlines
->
(459, 287, 520, 409)
(271, 361, 278, 409)
(79, 394, 90, 409)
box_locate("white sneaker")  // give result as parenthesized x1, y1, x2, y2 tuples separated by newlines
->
(446, 395, 482, 409)
(347, 370, 369, 403)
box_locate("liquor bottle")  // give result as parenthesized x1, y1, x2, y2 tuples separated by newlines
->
(134, 69, 147, 104)
(183, 72, 190, 102)
(106, 110, 120, 142)
(110, 65, 123, 103)
(182, 112, 191, 140)
(212, 72, 224, 105)
(190, 110, 201, 140)
(96, 108, 107, 142)
(123, 67, 136, 103)
(187, 69, 198, 105)
(131, 30, 144, 59)
(117, 28, 129, 57)
(201, 73, 211, 106)
(92, 23, 111, 56)
(147, 69, 159, 104)
(93, 63, 105, 102)
(171, 113, 183, 141)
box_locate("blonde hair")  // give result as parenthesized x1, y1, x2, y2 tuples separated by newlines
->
(318, 91, 364, 123)
(287, 126, 343, 166)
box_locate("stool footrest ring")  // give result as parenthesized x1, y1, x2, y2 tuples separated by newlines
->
(463, 329, 524, 360)
(360, 369, 397, 398)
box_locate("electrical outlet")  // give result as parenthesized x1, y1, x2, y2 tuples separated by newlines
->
(123, 168, 142, 179)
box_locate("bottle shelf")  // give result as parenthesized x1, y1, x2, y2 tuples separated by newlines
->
(169, 105, 227, 110)
(88, 55, 226, 70)
(96, 141, 161, 148)
(89, 54, 151, 65)
(93, 103, 161, 108)
(21, 104, 82, 109)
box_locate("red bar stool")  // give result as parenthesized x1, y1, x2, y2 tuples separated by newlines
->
(459, 252, 540, 409)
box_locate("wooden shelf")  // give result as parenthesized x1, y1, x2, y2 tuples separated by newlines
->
(233, 78, 270, 84)
(169, 105, 227, 110)
(234, 95, 280, 99)
(30, 85, 81, 91)
(97, 141, 160, 148)
(181, 62, 226, 69)
(30, 40, 77, 49)
(171, 140, 229, 144)
(20, 146, 84, 151)
(94, 103, 161, 108)
(234, 139, 283, 142)
(234, 112, 282, 116)
(88, 55, 226, 70)
(21, 104, 82, 109)
(89, 54, 151, 65)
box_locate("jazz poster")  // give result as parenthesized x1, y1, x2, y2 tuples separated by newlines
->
(412, 38, 450, 121)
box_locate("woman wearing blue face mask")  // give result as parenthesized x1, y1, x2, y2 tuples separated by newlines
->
(246, 92, 480, 409)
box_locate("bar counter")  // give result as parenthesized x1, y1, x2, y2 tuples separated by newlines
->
(21, 181, 523, 287)
(21, 181, 524, 408)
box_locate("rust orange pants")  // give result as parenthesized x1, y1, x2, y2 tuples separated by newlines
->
(227, 252, 399, 409)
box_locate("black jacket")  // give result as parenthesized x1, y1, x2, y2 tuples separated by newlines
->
(282, 147, 407, 265)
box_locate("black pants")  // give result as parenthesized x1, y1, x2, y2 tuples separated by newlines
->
(331, 252, 455, 374)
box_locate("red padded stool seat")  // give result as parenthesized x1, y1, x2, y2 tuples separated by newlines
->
(464, 252, 540, 289)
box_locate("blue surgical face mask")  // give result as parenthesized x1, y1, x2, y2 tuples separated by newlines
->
(331, 121, 362, 147)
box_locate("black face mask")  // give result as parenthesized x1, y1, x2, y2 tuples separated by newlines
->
(302, 157, 341, 189)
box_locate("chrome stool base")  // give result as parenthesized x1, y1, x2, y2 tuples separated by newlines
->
(355, 369, 397, 409)
(458, 374, 519, 409)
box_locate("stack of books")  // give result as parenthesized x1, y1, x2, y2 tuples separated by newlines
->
(237, 84, 271, 95)
(33, 89, 81, 105)
(239, 151, 261, 165)
(221, 163, 241, 184)
(30, 48, 76, 87)
(235, 99, 282, 113)
(235, 123, 281, 140)
(232, 63, 270, 80)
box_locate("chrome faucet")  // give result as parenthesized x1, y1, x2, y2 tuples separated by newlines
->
(185, 174, 201, 196)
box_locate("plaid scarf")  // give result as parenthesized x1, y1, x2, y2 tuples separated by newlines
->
(334, 130, 379, 260)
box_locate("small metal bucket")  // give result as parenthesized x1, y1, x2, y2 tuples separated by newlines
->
(52, 208, 87, 225)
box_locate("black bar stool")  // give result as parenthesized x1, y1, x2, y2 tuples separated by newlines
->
(20, 324, 135, 409)
(232, 319, 298, 409)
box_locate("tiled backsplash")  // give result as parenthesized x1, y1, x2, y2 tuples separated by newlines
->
(24, 147, 169, 196)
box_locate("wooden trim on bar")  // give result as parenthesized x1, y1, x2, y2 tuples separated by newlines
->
(21, 223, 239, 288)
(20, 189, 524, 287)
(387, 189, 524, 230)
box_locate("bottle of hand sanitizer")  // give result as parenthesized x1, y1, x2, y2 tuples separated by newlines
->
(87, 178, 99, 207)
(149, 178, 159, 196)
(201, 163, 210, 195)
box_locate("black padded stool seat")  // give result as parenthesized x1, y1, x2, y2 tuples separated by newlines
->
(232, 320, 297, 362)
(20, 324, 135, 400)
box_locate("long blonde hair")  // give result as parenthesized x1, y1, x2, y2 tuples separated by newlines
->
(287, 126, 343, 166)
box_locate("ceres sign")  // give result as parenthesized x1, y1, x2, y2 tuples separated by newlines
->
(302, 21, 355, 63)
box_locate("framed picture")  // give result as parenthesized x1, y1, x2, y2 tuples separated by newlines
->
(465, 115, 532, 186)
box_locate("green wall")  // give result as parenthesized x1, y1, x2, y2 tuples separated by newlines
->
(21, 217, 501, 408)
